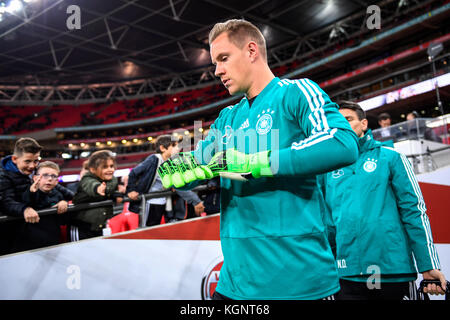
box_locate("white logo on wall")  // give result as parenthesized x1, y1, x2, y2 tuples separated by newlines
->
(363, 158, 377, 173)
(256, 108, 274, 135)
(201, 257, 224, 300)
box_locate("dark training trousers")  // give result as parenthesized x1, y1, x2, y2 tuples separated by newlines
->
(146, 203, 166, 226)
(336, 278, 418, 300)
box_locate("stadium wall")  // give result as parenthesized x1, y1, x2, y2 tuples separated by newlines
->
(0, 167, 448, 300)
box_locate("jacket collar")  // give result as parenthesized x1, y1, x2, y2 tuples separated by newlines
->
(242, 76, 279, 106)
(358, 130, 380, 152)
(1, 155, 20, 173)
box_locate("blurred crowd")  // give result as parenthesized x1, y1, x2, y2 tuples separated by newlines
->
(0, 135, 220, 255)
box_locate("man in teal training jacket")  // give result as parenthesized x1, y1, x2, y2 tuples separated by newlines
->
(320, 100, 446, 300)
(158, 19, 359, 299)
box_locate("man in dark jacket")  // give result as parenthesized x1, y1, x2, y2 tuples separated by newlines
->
(0, 138, 73, 254)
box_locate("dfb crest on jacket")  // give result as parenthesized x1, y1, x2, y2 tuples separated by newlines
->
(363, 158, 377, 173)
(256, 108, 274, 135)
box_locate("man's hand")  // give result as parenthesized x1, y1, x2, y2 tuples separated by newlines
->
(422, 269, 447, 295)
(127, 191, 140, 201)
(194, 201, 205, 216)
(24, 207, 40, 223)
(53, 200, 68, 214)
(30, 175, 42, 193)
(206, 149, 273, 179)
(158, 153, 213, 189)
(97, 182, 106, 196)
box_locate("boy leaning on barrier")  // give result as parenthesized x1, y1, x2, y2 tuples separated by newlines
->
(0, 137, 73, 254)
(20, 161, 71, 250)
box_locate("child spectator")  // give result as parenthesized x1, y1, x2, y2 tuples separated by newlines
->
(66, 160, 89, 193)
(20, 161, 70, 250)
(0, 138, 43, 225)
(71, 150, 119, 240)
(0, 137, 73, 254)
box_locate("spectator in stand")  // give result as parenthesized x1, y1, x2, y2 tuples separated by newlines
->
(126, 135, 204, 226)
(373, 112, 402, 142)
(66, 160, 89, 193)
(168, 189, 206, 222)
(115, 175, 128, 204)
(405, 111, 441, 143)
(71, 150, 120, 241)
(20, 161, 70, 251)
(0, 138, 73, 254)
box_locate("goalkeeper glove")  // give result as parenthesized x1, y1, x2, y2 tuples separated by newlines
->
(206, 148, 273, 180)
(158, 152, 213, 189)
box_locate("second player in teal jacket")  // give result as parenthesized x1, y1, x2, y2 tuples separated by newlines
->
(321, 129, 441, 282)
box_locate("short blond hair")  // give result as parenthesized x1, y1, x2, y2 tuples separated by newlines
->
(37, 161, 60, 174)
(209, 19, 267, 61)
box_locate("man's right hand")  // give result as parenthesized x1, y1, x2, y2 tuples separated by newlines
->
(127, 191, 140, 201)
(24, 207, 40, 223)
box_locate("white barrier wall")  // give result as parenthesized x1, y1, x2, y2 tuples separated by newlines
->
(0, 166, 449, 300)
(0, 238, 222, 299)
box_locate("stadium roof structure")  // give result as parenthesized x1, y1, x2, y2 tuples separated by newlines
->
(0, 0, 438, 103)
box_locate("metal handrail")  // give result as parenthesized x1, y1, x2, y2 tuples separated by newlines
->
(0, 185, 209, 224)
(407, 145, 450, 158)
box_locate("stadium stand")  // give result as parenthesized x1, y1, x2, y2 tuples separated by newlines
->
(0, 1, 448, 199)
(1, 2, 450, 304)
(0, 0, 447, 177)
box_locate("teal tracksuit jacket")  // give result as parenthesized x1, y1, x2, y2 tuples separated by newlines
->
(190, 77, 359, 299)
(320, 130, 441, 281)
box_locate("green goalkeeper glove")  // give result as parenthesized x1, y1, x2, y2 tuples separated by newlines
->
(206, 148, 273, 180)
(158, 152, 213, 189)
